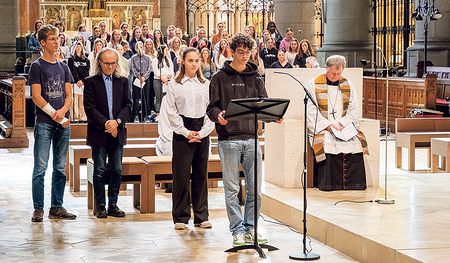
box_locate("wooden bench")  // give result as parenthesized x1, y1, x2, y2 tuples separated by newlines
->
(87, 157, 150, 214)
(140, 154, 245, 213)
(69, 144, 156, 192)
(395, 118, 450, 171)
(65, 123, 159, 178)
(431, 138, 450, 173)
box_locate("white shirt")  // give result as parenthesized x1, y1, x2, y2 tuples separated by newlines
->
(156, 96, 173, 156)
(165, 76, 214, 139)
(285, 51, 297, 66)
(306, 75, 362, 154)
(152, 57, 174, 79)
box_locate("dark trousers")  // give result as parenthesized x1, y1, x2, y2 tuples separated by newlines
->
(132, 76, 153, 122)
(91, 137, 124, 207)
(172, 132, 210, 224)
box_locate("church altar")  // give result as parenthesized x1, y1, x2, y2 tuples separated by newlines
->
(264, 68, 380, 188)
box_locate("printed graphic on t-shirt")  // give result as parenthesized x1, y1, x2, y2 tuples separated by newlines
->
(73, 61, 88, 67)
(44, 74, 64, 100)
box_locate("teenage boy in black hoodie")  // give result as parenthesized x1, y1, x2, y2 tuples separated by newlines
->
(207, 33, 282, 247)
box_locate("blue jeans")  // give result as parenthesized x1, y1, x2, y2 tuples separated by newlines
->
(32, 122, 70, 209)
(91, 139, 124, 207)
(218, 139, 262, 235)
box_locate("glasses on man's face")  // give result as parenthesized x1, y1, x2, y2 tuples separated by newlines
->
(100, 60, 117, 67)
(235, 50, 251, 56)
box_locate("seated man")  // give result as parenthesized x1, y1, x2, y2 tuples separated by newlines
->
(306, 55, 369, 191)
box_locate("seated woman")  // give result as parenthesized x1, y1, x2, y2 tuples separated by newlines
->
(270, 50, 293, 68)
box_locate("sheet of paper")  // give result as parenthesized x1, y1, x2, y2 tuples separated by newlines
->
(331, 123, 358, 141)
(133, 78, 145, 88)
(74, 85, 84, 96)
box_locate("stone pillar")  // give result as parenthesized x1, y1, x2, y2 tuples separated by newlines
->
(316, 0, 373, 67)
(28, 0, 40, 34)
(174, 0, 186, 32)
(275, 0, 317, 49)
(407, 0, 450, 77)
(15, 0, 28, 74)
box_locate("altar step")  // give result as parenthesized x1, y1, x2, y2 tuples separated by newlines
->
(261, 183, 422, 263)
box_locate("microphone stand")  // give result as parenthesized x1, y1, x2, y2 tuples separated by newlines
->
(375, 47, 395, 205)
(274, 71, 320, 261)
(136, 38, 144, 122)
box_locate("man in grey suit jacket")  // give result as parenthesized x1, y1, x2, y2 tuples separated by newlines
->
(84, 47, 132, 218)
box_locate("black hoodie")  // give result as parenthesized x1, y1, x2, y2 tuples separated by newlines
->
(207, 60, 267, 141)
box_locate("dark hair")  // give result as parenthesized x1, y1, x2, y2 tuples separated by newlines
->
(153, 29, 164, 48)
(92, 26, 101, 38)
(285, 28, 293, 33)
(156, 44, 170, 69)
(72, 42, 86, 60)
(266, 21, 276, 30)
(298, 39, 315, 58)
(78, 24, 86, 31)
(55, 21, 62, 27)
(34, 20, 42, 33)
(120, 22, 129, 30)
(229, 32, 254, 51)
(174, 47, 205, 84)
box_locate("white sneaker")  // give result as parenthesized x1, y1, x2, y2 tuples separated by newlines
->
(244, 229, 268, 244)
(174, 223, 187, 230)
(195, 221, 212, 228)
(233, 233, 246, 247)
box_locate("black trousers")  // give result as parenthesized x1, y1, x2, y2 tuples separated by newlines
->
(171, 132, 210, 224)
(315, 153, 366, 191)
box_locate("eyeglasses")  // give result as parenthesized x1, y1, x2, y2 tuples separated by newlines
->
(100, 60, 117, 67)
(235, 50, 251, 56)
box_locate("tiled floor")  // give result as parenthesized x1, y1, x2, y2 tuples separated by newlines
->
(0, 129, 357, 263)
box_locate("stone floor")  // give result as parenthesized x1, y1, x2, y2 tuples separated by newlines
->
(0, 129, 357, 263)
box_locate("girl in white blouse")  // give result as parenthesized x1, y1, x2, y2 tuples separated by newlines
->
(165, 47, 214, 230)
(152, 44, 174, 113)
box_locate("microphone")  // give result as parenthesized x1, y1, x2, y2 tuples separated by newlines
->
(273, 71, 317, 107)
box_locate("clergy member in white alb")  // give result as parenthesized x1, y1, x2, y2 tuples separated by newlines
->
(306, 55, 369, 191)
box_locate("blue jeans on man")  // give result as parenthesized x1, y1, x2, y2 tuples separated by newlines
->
(32, 122, 71, 209)
(91, 138, 124, 207)
(217, 139, 262, 235)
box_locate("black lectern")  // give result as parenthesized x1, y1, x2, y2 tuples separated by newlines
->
(224, 97, 289, 258)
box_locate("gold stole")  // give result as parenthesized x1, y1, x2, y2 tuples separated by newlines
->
(312, 74, 369, 162)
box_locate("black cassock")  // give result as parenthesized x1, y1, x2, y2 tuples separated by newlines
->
(314, 153, 366, 191)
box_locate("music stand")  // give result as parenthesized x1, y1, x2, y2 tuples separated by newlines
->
(224, 97, 289, 258)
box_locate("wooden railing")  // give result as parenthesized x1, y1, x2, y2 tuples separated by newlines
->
(0, 76, 29, 148)
(362, 74, 437, 131)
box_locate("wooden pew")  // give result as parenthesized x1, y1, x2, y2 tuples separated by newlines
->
(395, 118, 450, 171)
(69, 144, 156, 192)
(140, 155, 245, 213)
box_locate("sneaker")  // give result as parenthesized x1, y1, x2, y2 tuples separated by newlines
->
(233, 233, 246, 247)
(175, 222, 187, 230)
(134, 116, 139, 123)
(31, 209, 44, 222)
(244, 229, 268, 244)
(194, 221, 212, 228)
(48, 207, 77, 220)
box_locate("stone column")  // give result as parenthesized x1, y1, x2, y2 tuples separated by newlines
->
(275, 0, 317, 49)
(316, 0, 373, 67)
(174, 0, 186, 32)
(407, 0, 450, 77)
(28, 0, 40, 34)
(15, 0, 28, 73)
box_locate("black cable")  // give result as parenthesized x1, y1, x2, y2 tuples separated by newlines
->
(334, 200, 374, 206)
(260, 215, 313, 253)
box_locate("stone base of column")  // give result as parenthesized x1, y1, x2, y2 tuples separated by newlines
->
(317, 43, 373, 68)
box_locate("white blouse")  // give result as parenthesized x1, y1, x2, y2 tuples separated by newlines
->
(152, 57, 174, 80)
(165, 76, 214, 139)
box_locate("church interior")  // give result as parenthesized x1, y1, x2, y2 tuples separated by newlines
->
(1, 0, 450, 262)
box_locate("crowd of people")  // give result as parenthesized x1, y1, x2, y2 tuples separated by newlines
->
(27, 19, 368, 251)
(28, 20, 320, 123)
